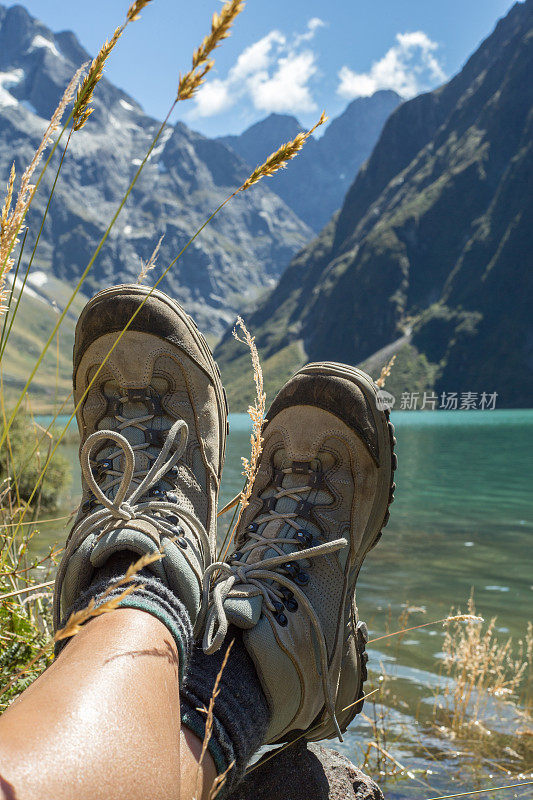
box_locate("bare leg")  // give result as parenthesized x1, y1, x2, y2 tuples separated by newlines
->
(0, 609, 216, 800)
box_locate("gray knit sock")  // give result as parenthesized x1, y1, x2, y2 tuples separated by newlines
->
(55, 551, 193, 683)
(181, 629, 270, 797)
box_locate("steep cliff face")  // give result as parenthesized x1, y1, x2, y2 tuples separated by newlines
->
(216, 1, 533, 408)
(0, 4, 312, 335)
(220, 90, 401, 232)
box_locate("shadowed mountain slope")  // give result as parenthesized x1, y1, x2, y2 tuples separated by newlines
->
(215, 1, 533, 409)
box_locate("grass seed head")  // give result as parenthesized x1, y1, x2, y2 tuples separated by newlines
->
(240, 111, 328, 192)
(127, 0, 154, 22)
(74, 27, 123, 131)
(0, 65, 85, 311)
(137, 234, 164, 284)
(177, 0, 245, 101)
(376, 354, 396, 389)
(54, 551, 164, 642)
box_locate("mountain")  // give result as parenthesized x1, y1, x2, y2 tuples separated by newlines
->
(0, 3, 312, 338)
(220, 91, 401, 232)
(215, 0, 533, 409)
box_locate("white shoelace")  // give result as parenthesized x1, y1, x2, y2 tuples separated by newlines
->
(65, 419, 210, 564)
(198, 475, 348, 740)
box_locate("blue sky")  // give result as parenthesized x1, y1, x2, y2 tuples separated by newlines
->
(4, 0, 518, 136)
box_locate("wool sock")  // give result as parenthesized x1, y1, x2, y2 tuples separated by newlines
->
(55, 551, 193, 683)
(180, 629, 270, 797)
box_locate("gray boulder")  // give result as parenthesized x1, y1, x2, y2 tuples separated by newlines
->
(229, 741, 383, 800)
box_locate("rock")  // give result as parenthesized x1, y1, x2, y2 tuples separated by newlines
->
(228, 740, 384, 800)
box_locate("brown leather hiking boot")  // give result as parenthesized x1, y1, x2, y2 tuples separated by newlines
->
(201, 362, 396, 744)
(53, 284, 228, 632)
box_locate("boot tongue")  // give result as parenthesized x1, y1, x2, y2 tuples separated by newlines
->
(94, 382, 155, 501)
(246, 453, 331, 564)
(225, 594, 263, 628)
(90, 527, 168, 582)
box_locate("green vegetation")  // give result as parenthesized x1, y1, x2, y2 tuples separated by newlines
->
(360, 342, 438, 403)
(0, 413, 69, 510)
(221, 338, 305, 411)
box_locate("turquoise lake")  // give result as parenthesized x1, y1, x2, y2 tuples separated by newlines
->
(34, 410, 533, 799)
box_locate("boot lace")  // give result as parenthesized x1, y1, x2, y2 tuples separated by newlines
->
(87, 390, 173, 501)
(198, 463, 348, 740)
(65, 419, 210, 563)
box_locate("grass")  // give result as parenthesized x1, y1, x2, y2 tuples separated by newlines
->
(0, 289, 77, 410)
(358, 600, 533, 797)
(0, 4, 530, 800)
(219, 339, 305, 412)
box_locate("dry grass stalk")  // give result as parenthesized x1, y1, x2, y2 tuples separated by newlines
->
(440, 597, 532, 732)
(74, 0, 155, 131)
(137, 234, 164, 283)
(0, 66, 85, 309)
(209, 759, 236, 800)
(240, 111, 328, 191)
(231, 317, 265, 523)
(368, 613, 484, 645)
(195, 639, 234, 799)
(376, 354, 396, 388)
(422, 782, 533, 800)
(54, 551, 163, 642)
(177, 0, 245, 101)
(74, 27, 123, 130)
(127, 0, 154, 22)
(0, 165, 15, 312)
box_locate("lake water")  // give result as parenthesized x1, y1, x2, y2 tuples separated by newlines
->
(35, 410, 533, 799)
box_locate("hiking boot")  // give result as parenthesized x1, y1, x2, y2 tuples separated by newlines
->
(53, 284, 228, 632)
(200, 362, 396, 744)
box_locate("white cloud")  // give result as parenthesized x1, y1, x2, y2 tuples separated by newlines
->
(337, 31, 446, 100)
(294, 17, 325, 47)
(250, 52, 317, 113)
(193, 79, 234, 117)
(192, 19, 324, 118)
(230, 31, 286, 82)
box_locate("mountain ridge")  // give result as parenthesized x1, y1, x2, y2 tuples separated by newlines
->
(0, 2, 312, 336)
(220, 90, 401, 232)
(215, 0, 533, 409)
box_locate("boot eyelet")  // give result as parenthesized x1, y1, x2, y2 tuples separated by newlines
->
(272, 601, 284, 614)
(232, 551, 242, 562)
(247, 522, 258, 532)
(167, 515, 179, 526)
(294, 571, 309, 586)
(177, 536, 188, 548)
(275, 612, 288, 627)
(283, 563, 299, 578)
(285, 598, 298, 612)
(295, 529, 313, 546)
(279, 586, 294, 601)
